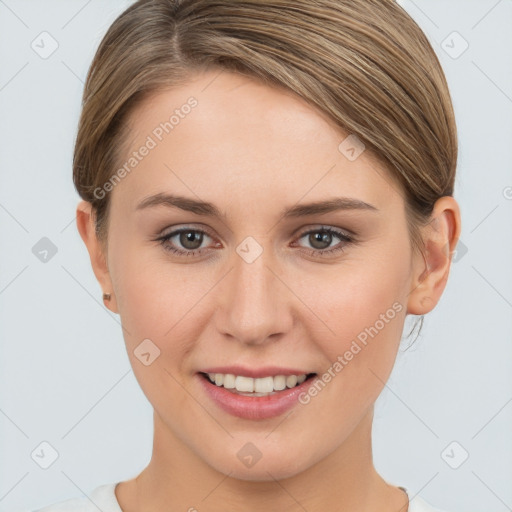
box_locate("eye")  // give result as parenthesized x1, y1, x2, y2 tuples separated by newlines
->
(293, 226, 354, 257)
(154, 225, 355, 258)
(155, 227, 217, 257)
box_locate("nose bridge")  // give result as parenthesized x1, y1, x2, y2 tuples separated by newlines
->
(218, 236, 290, 344)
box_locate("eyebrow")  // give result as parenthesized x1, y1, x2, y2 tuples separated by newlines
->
(135, 193, 378, 219)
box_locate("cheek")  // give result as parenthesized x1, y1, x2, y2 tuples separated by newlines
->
(305, 240, 410, 373)
(109, 239, 207, 369)
(289, 255, 408, 441)
(109, 232, 179, 331)
(109, 246, 198, 412)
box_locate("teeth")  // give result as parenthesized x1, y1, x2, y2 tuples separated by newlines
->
(235, 375, 254, 392)
(205, 372, 310, 394)
(223, 374, 236, 389)
(254, 376, 273, 393)
(273, 375, 286, 391)
(286, 375, 298, 387)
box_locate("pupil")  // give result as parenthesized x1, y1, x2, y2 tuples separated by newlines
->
(181, 231, 202, 250)
(311, 231, 331, 249)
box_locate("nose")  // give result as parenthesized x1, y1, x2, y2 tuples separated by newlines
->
(215, 239, 294, 346)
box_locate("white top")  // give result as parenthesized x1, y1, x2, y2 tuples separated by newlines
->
(29, 483, 450, 512)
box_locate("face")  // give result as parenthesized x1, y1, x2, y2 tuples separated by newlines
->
(101, 69, 419, 480)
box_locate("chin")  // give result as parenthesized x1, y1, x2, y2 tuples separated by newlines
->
(204, 443, 313, 482)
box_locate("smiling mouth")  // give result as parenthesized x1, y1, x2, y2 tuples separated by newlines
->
(199, 372, 317, 397)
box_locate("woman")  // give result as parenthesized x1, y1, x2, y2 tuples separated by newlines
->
(36, 0, 461, 510)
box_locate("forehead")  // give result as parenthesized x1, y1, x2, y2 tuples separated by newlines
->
(126, 69, 345, 151)
(110, 69, 402, 216)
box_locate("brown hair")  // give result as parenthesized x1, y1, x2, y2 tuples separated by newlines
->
(73, 0, 457, 276)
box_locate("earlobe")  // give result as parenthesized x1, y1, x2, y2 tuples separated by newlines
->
(406, 196, 461, 315)
(76, 200, 118, 313)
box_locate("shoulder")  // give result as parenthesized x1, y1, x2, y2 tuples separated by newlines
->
(31, 483, 121, 512)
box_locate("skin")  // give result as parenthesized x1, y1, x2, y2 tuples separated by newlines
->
(77, 68, 461, 512)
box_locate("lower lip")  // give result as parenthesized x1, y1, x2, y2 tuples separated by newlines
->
(197, 373, 317, 420)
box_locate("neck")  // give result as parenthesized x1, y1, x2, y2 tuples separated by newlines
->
(117, 406, 408, 512)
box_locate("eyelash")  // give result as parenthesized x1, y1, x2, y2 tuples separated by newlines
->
(155, 226, 355, 258)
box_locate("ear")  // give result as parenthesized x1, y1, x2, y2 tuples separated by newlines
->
(76, 200, 118, 313)
(407, 196, 461, 315)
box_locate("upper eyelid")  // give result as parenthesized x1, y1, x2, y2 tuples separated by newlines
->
(158, 225, 216, 240)
(158, 224, 352, 236)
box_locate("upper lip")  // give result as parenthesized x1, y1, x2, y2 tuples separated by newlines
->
(199, 366, 315, 379)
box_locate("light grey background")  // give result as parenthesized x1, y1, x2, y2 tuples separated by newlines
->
(1, 1, 511, 511)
